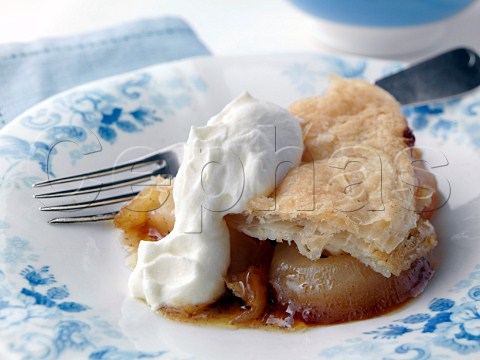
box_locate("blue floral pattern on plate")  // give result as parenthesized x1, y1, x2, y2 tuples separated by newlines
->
(0, 53, 479, 359)
(0, 70, 207, 188)
(0, 229, 163, 360)
(281, 55, 367, 95)
(321, 278, 480, 359)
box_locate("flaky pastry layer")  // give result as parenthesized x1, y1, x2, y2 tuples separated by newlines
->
(229, 76, 437, 276)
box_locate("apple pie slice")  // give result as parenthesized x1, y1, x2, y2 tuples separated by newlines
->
(229, 76, 437, 277)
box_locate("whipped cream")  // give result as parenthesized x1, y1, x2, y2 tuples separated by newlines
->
(129, 92, 303, 310)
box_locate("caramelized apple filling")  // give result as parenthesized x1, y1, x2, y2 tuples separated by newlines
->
(269, 243, 433, 325)
(116, 183, 435, 329)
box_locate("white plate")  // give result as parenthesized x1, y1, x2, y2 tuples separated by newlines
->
(1, 53, 480, 360)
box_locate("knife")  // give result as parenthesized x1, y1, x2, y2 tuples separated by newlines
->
(375, 48, 480, 106)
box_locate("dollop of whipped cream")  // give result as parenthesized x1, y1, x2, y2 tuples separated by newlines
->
(129, 92, 303, 310)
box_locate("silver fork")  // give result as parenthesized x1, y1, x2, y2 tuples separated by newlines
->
(33, 48, 480, 224)
(33, 142, 184, 224)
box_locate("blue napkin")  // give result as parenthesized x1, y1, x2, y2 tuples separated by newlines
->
(0, 17, 210, 128)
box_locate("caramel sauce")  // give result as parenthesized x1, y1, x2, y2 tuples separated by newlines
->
(157, 283, 427, 331)
(159, 290, 308, 331)
(154, 244, 434, 331)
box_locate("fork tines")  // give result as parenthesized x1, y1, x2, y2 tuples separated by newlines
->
(33, 144, 183, 224)
(33, 153, 166, 188)
(48, 212, 119, 224)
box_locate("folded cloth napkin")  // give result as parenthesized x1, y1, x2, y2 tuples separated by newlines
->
(0, 17, 210, 128)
